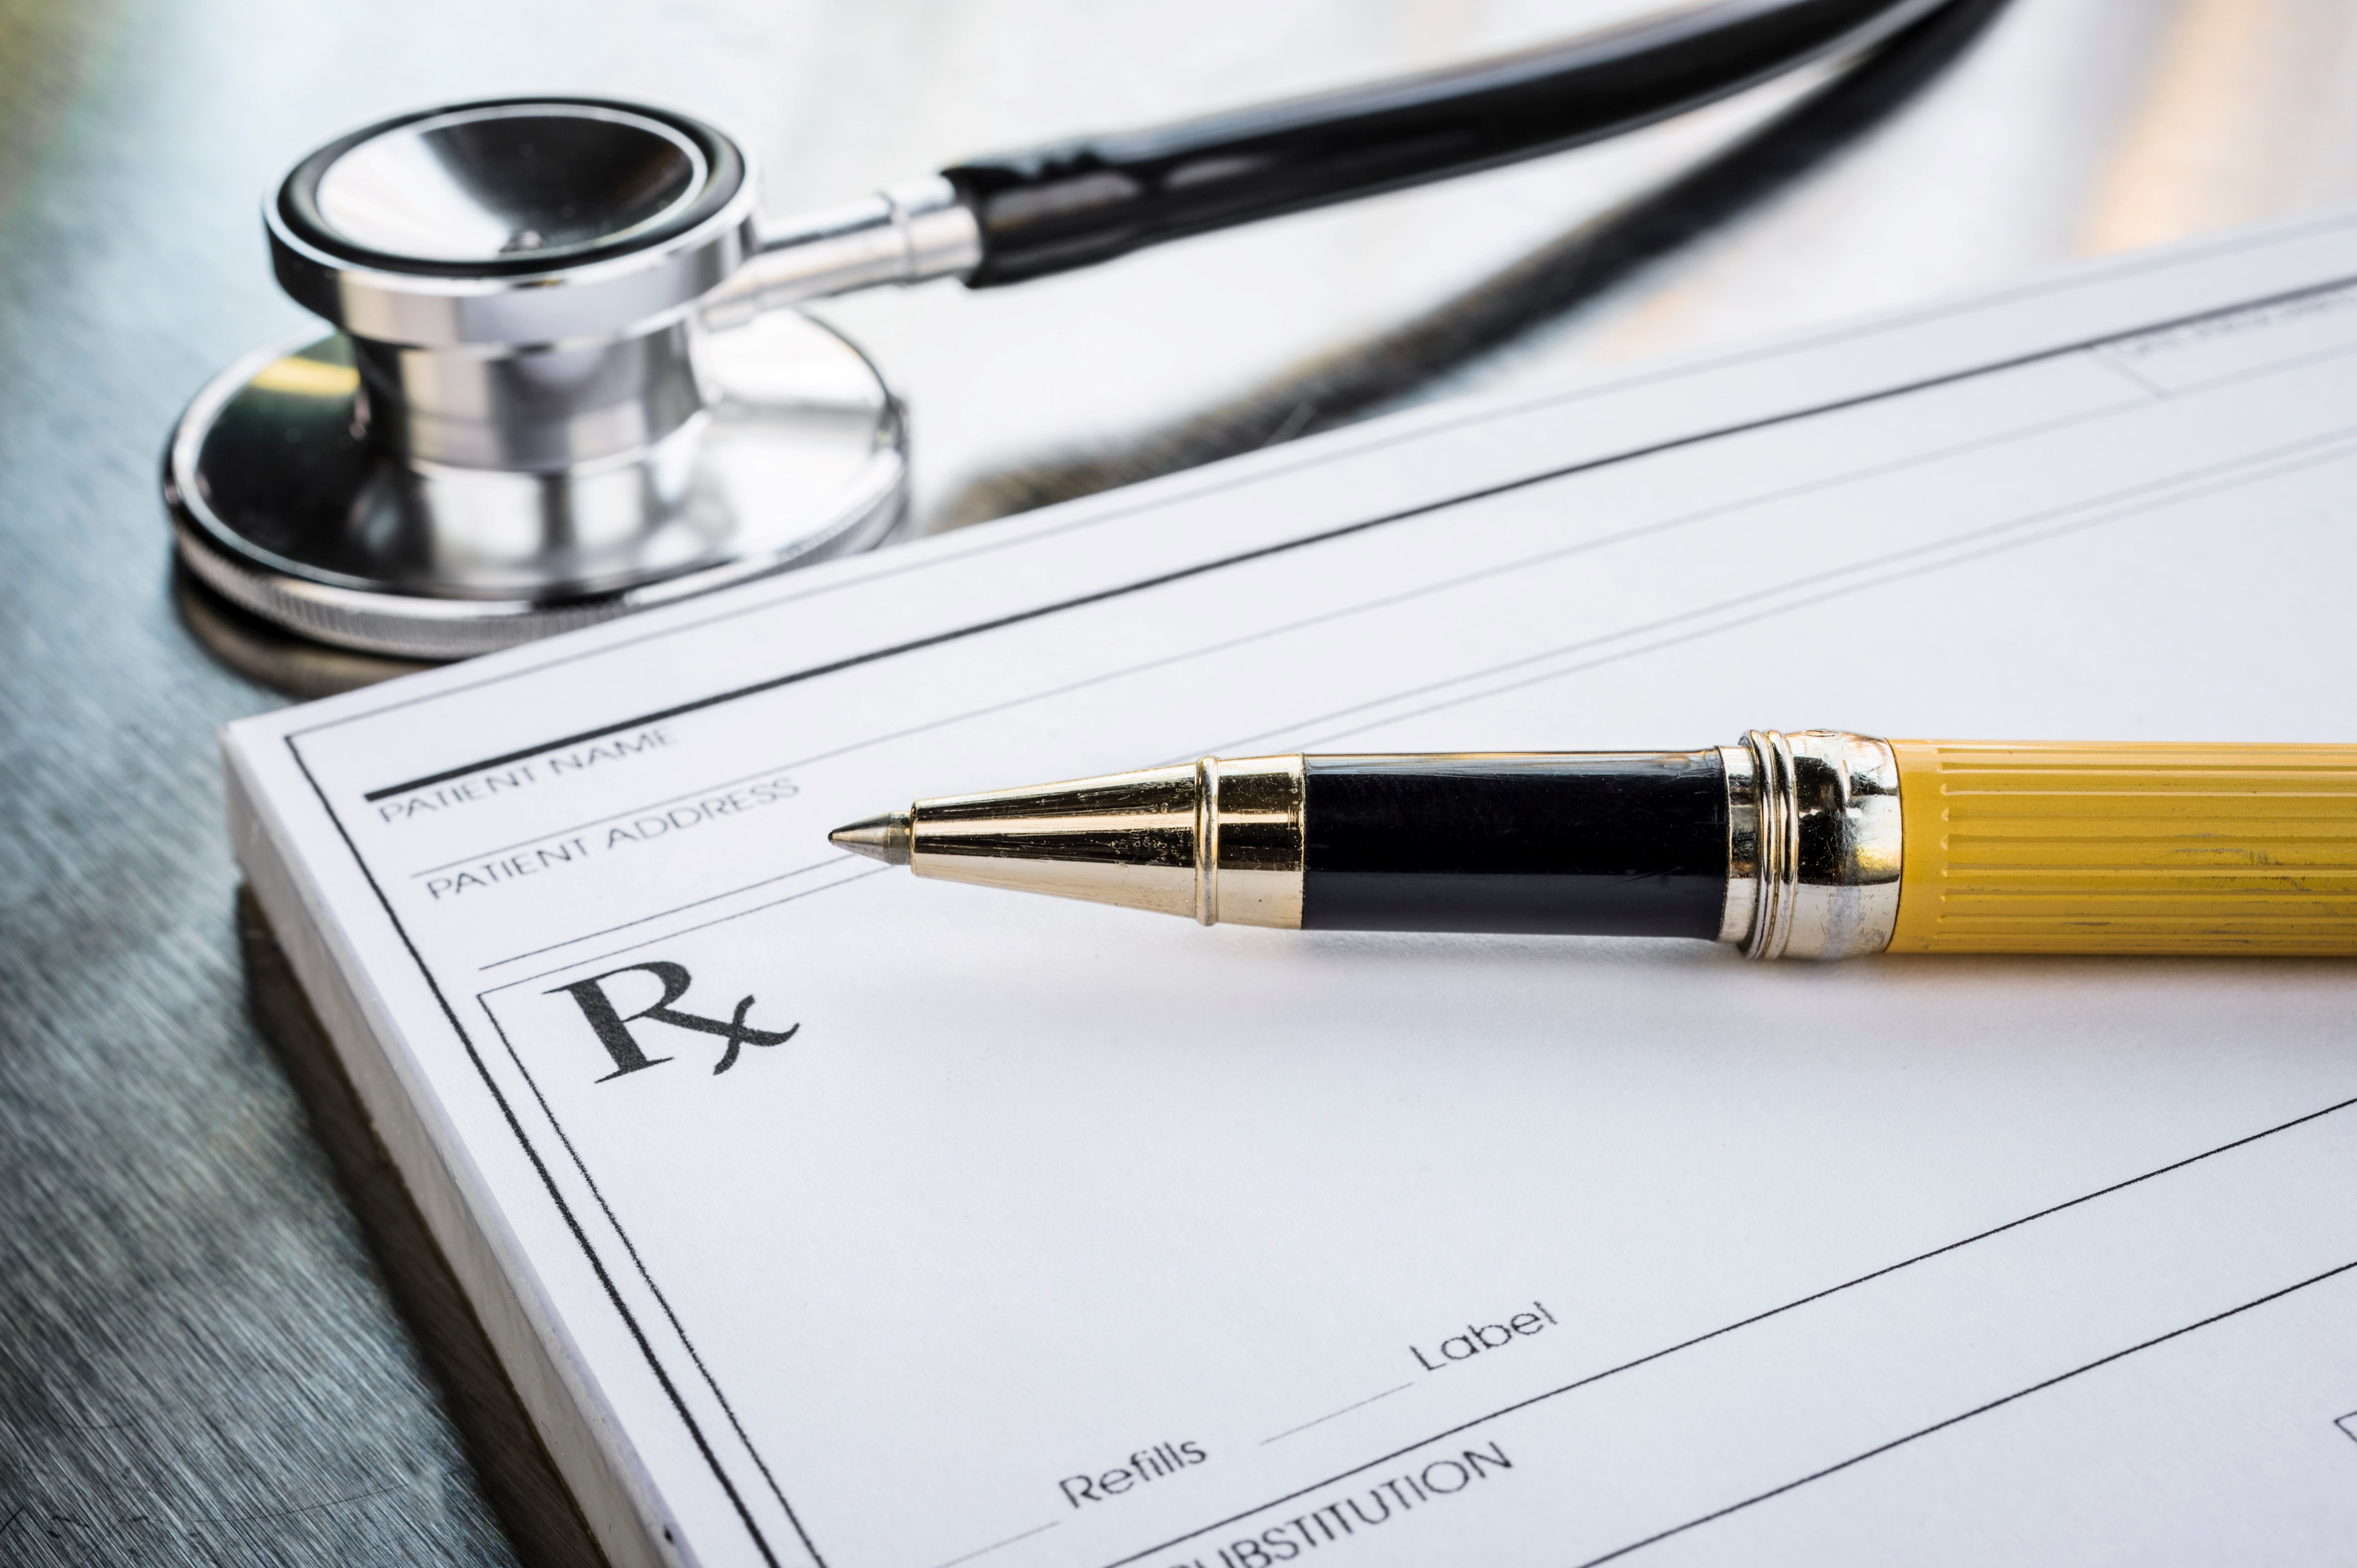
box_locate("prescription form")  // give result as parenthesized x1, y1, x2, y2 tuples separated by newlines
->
(228, 210, 2357, 1568)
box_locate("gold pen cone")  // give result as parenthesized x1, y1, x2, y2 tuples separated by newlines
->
(830, 755, 1306, 927)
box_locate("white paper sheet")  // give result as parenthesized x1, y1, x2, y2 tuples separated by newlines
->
(227, 209, 2357, 1568)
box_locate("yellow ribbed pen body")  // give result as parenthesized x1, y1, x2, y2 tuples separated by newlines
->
(1888, 741, 2357, 955)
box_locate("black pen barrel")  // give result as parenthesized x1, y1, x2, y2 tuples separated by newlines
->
(943, 0, 1935, 285)
(1300, 752, 1728, 936)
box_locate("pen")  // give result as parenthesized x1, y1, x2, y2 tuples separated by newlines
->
(828, 731, 2357, 958)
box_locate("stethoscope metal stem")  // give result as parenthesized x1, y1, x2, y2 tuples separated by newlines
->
(701, 178, 981, 331)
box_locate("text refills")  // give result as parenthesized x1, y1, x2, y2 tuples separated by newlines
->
(226, 209, 2357, 1568)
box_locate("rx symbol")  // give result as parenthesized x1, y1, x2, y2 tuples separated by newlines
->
(547, 961, 800, 1080)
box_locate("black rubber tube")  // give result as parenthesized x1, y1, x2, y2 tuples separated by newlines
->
(1300, 753, 1730, 937)
(944, 0, 1936, 285)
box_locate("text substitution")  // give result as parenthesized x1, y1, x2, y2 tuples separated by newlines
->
(1161, 1443, 1512, 1567)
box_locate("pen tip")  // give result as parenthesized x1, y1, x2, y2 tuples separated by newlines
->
(830, 810, 913, 866)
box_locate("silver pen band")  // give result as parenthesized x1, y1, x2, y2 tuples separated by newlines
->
(1719, 730, 1903, 960)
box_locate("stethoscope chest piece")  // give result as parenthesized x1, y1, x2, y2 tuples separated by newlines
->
(167, 99, 907, 661)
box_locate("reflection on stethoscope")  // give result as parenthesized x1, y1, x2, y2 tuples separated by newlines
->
(165, 0, 1958, 662)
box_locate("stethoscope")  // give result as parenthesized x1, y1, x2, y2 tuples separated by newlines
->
(167, 0, 1944, 661)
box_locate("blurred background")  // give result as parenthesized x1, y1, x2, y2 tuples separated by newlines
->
(8, 1, 2357, 1562)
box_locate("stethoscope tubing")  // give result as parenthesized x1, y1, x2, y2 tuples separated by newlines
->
(944, 0, 1947, 285)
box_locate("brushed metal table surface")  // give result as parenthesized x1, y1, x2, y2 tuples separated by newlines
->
(6, 1, 2356, 1561)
